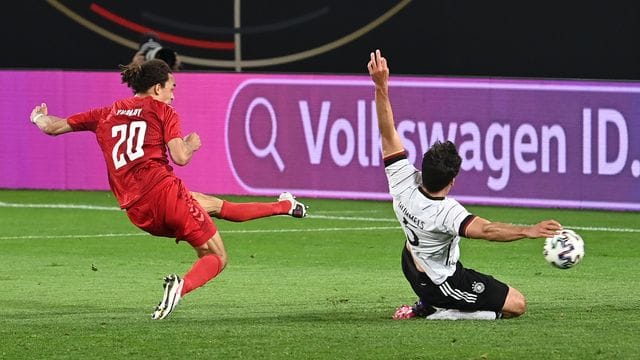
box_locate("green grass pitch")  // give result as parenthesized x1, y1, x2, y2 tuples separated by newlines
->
(0, 189, 638, 359)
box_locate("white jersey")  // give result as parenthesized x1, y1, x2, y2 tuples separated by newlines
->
(385, 155, 475, 285)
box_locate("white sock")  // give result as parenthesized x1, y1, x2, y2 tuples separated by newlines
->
(425, 309, 498, 320)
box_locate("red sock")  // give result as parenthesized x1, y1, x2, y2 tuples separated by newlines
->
(181, 254, 223, 296)
(218, 200, 288, 222)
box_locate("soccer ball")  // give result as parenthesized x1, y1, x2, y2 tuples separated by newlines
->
(543, 229, 585, 269)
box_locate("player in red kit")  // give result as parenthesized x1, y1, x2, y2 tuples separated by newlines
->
(30, 59, 307, 320)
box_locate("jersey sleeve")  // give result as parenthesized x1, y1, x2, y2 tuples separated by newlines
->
(67, 107, 110, 132)
(384, 152, 421, 197)
(439, 198, 473, 236)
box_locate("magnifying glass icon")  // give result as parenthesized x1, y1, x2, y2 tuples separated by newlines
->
(244, 97, 285, 172)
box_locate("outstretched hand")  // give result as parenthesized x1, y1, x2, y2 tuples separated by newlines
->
(30, 103, 48, 123)
(367, 49, 389, 89)
(526, 219, 563, 238)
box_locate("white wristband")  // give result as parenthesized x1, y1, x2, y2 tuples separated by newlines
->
(31, 113, 44, 124)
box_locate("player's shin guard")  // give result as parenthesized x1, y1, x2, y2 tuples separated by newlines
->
(181, 254, 223, 296)
(219, 201, 285, 222)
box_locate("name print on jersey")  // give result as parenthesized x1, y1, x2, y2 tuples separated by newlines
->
(116, 108, 142, 117)
(398, 201, 425, 229)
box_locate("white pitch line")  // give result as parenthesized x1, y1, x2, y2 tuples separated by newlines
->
(2, 222, 640, 241)
(0, 201, 396, 222)
(310, 214, 397, 222)
(223, 226, 401, 233)
(313, 210, 384, 214)
(0, 226, 402, 241)
(509, 223, 640, 234)
(0, 233, 148, 240)
(566, 225, 640, 233)
(0, 201, 120, 211)
(1, 201, 639, 236)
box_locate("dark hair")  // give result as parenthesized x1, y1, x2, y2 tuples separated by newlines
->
(149, 47, 179, 71)
(119, 59, 171, 94)
(421, 141, 462, 192)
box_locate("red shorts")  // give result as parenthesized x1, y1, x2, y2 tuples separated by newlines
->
(125, 177, 217, 247)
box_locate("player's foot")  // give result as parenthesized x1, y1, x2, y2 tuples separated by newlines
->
(424, 309, 500, 320)
(393, 304, 416, 320)
(151, 274, 184, 320)
(392, 300, 436, 320)
(412, 300, 437, 317)
(278, 192, 308, 218)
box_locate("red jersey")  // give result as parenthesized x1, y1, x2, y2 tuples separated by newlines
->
(68, 96, 183, 209)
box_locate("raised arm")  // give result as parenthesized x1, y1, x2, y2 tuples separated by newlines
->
(30, 103, 73, 135)
(367, 49, 405, 157)
(167, 132, 201, 166)
(465, 216, 562, 242)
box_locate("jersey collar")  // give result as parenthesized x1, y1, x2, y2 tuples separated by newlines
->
(419, 186, 445, 200)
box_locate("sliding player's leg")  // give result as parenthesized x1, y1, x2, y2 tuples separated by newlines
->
(500, 286, 526, 318)
(394, 247, 508, 320)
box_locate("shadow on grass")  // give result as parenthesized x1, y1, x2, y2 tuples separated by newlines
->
(3, 297, 398, 325)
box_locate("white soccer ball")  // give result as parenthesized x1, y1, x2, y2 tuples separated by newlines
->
(543, 229, 585, 269)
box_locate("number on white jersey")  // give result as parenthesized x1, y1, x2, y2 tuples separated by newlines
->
(402, 217, 420, 246)
(111, 121, 147, 169)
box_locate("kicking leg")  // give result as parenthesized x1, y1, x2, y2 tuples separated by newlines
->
(191, 191, 308, 221)
(190, 192, 224, 216)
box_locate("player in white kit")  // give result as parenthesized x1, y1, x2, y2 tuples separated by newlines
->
(367, 50, 563, 320)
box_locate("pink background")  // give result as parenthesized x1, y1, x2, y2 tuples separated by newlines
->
(1, 70, 257, 194)
(2, 70, 639, 210)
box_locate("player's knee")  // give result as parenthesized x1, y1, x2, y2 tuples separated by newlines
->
(511, 295, 527, 317)
(196, 243, 225, 262)
(503, 287, 527, 318)
(191, 192, 221, 216)
(217, 253, 228, 270)
(200, 246, 227, 263)
(196, 247, 228, 271)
